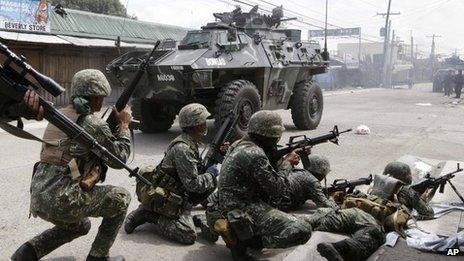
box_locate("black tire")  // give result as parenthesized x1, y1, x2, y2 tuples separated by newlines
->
(214, 80, 261, 139)
(139, 99, 175, 133)
(290, 81, 323, 130)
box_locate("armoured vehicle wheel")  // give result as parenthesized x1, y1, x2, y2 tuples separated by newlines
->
(140, 100, 175, 133)
(290, 81, 323, 130)
(215, 80, 261, 139)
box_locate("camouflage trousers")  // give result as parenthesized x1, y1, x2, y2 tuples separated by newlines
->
(28, 163, 131, 258)
(301, 208, 386, 260)
(153, 209, 197, 245)
(207, 200, 312, 249)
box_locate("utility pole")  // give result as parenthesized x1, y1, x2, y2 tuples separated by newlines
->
(427, 34, 441, 60)
(427, 34, 441, 76)
(379, 0, 400, 87)
(387, 30, 396, 88)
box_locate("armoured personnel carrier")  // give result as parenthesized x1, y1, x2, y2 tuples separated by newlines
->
(106, 5, 328, 137)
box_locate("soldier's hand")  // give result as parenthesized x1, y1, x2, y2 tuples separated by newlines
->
(24, 89, 44, 121)
(283, 149, 300, 166)
(114, 105, 132, 129)
(302, 145, 312, 155)
(219, 142, 230, 154)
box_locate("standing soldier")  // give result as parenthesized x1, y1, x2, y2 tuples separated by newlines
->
(124, 103, 220, 245)
(443, 69, 454, 96)
(11, 69, 132, 261)
(454, 69, 463, 98)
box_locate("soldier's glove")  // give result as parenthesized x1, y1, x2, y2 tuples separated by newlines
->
(207, 165, 219, 178)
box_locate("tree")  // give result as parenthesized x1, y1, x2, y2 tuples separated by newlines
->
(50, 0, 130, 18)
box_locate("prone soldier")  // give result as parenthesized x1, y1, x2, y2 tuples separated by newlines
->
(383, 161, 435, 218)
(11, 69, 133, 261)
(124, 103, 221, 244)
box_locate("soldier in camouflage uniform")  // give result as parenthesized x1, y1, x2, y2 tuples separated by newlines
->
(124, 103, 219, 245)
(11, 69, 132, 261)
(272, 155, 337, 211)
(212, 110, 312, 259)
(206, 111, 385, 261)
(383, 161, 435, 217)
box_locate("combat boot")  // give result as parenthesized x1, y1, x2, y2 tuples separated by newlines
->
(230, 243, 254, 261)
(86, 255, 125, 261)
(124, 206, 157, 234)
(11, 242, 38, 261)
(317, 242, 344, 261)
(193, 214, 219, 243)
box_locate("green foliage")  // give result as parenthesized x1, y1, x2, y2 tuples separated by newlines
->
(50, 0, 130, 18)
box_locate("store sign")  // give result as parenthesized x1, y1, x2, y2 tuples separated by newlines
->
(0, 0, 51, 33)
(309, 27, 361, 38)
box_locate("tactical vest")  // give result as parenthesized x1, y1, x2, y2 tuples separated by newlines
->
(342, 193, 410, 236)
(40, 105, 80, 166)
(136, 135, 207, 217)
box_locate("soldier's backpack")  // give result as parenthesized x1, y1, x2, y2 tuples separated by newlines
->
(342, 175, 411, 236)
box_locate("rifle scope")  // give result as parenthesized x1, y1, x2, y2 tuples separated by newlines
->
(0, 42, 65, 97)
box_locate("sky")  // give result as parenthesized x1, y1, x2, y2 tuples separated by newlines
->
(125, 0, 464, 57)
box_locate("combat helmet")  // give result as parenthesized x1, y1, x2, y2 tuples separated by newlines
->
(71, 69, 111, 98)
(383, 162, 412, 185)
(248, 110, 285, 138)
(307, 155, 331, 181)
(178, 103, 211, 128)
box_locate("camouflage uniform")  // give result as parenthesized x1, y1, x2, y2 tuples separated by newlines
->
(152, 132, 216, 244)
(398, 186, 434, 217)
(272, 169, 337, 211)
(216, 135, 311, 248)
(307, 208, 385, 260)
(126, 103, 216, 245)
(383, 161, 434, 217)
(13, 69, 131, 260)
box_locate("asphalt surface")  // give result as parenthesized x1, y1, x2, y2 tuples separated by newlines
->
(0, 82, 463, 260)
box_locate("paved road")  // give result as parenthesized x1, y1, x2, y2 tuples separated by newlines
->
(1, 83, 463, 260)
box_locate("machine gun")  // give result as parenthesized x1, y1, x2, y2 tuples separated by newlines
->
(106, 40, 160, 131)
(411, 163, 464, 204)
(274, 125, 352, 168)
(323, 174, 373, 196)
(0, 42, 152, 187)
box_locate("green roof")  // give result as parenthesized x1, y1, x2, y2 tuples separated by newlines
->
(50, 8, 189, 44)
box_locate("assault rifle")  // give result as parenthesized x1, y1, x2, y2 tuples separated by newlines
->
(274, 125, 352, 168)
(203, 104, 239, 168)
(411, 163, 464, 204)
(323, 174, 373, 196)
(106, 40, 161, 131)
(0, 42, 152, 186)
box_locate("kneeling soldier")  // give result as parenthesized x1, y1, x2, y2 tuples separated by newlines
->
(12, 69, 132, 261)
(124, 103, 219, 244)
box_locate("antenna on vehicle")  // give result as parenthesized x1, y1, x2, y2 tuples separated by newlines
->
(322, 0, 329, 61)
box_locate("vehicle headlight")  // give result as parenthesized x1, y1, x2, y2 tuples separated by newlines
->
(191, 70, 213, 88)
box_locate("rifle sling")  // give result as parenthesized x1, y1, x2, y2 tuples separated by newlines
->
(0, 120, 59, 146)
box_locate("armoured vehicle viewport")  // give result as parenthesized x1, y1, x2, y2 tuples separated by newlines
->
(106, 5, 329, 138)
